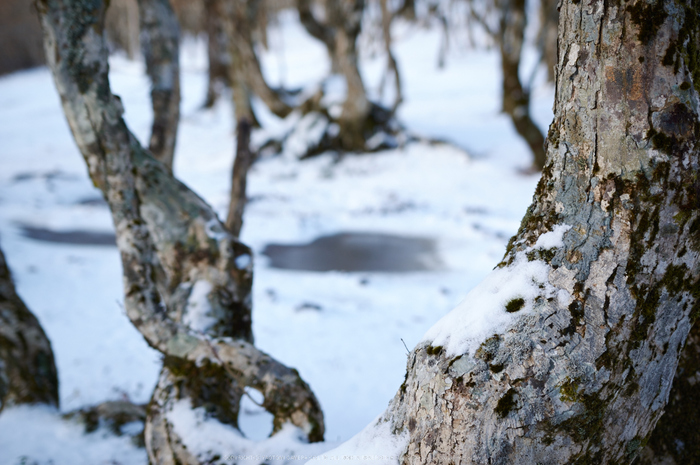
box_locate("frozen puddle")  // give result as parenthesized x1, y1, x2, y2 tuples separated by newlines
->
(19, 225, 116, 246)
(262, 232, 443, 272)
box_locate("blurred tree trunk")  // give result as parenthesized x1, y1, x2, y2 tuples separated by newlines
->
(497, 0, 546, 170)
(339, 1, 700, 462)
(0, 245, 59, 411)
(138, 0, 181, 172)
(36, 1, 324, 462)
(203, 0, 231, 108)
(537, 0, 558, 83)
(297, 0, 371, 150)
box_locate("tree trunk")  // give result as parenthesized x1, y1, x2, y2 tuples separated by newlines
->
(499, 0, 546, 170)
(315, 1, 699, 463)
(0, 244, 59, 410)
(203, 0, 231, 108)
(225, 118, 254, 237)
(35, 1, 324, 462)
(138, 0, 181, 172)
(638, 323, 700, 464)
(329, 0, 371, 150)
(221, 0, 292, 119)
(537, 0, 558, 83)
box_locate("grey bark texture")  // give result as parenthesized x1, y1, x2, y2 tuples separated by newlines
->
(374, 1, 700, 463)
(138, 0, 181, 172)
(0, 244, 59, 410)
(35, 1, 324, 462)
(225, 118, 254, 238)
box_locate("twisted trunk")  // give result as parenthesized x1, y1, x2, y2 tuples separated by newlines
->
(317, 1, 699, 463)
(138, 0, 180, 172)
(36, 1, 324, 462)
(0, 245, 59, 411)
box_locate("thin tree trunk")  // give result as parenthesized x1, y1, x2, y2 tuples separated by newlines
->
(0, 245, 59, 410)
(203, 0, 230, 108)
(138, 0, 180, 172)
(537, 0, 558, 83)
(499, 0, 546, 170)
(297, 0, 341, 73)
(225, 118, 254, 237)
(319, 1, 699, 463)
(379, 0, 402, 114)
(35, 2, 324, 462)
(221, 0, 292, 119)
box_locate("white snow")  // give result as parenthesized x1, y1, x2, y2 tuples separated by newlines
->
(306, 414, 407, 464)
(0, 8, 554, 464)
(167, 398, 335, 464)
(183, 280, 217, 332)
(422, 224, 571, 358)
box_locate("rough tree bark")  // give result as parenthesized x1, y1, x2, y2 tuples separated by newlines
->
(0, 244, 59, 411)
(36, 1, 324, 463)
(339, 1, 699, 463)
(498, 0, 547, 170)
(138, 0, 181, 172)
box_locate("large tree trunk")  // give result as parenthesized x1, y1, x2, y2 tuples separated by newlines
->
(0, 245, 59, 410)
(498, 0, 546, 170)
(312, 1, 700, 463)
(638, 323, 700, 464)
(35, 1, 324, 462)
(138, 0, 181, 172)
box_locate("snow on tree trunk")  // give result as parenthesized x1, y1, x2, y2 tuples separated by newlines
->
(0, 245, 59, 411)
(35, 1, 324, 462)
(138, 0, 180, 172)
(310, 1, 700, 463)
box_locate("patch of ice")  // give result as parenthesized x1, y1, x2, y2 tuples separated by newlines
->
(183, 280, 217, 332)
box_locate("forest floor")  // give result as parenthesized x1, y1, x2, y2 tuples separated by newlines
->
(0, 11, 552, 464)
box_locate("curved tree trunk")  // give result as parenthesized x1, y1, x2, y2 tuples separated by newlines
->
(138, 0, 181, 172)
(0, 245, 59, 411)
(35, 1, 324, 462)
(499, 0, 546, 170)
(312, 1, 700, 463)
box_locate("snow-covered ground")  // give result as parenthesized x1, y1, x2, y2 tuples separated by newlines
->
(0, 11, 552, 464)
